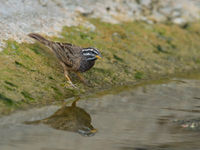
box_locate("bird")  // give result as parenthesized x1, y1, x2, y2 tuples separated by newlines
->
(24, 98, 97, 136)
(28, 33, 102, 88)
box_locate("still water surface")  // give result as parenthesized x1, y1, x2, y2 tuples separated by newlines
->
(0, 78, 200, 150)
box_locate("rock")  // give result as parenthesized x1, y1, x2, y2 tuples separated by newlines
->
(172, 18, 186, 25)
(0, 0, 200, 51)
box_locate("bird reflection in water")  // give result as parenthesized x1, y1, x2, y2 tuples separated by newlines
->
(24, 98, 97, 136)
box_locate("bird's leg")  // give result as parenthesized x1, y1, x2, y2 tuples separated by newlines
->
(71, 97, 80, 107)
(76, 72, 92, 87)
(60, 62, 76, 88)
(64, 71, 77, 88)
(76, 72, 87, 84)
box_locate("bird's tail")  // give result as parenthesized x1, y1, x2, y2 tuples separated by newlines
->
(28, 33, 52, 47)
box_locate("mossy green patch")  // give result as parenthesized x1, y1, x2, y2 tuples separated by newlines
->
(0, 19, 200, 115)
(21, 91, 34, 101)
(0, 93, 15, 106)
(4, 81, 18, 88)
(134, 72, 144, 80)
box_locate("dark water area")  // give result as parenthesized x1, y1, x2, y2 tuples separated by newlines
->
(0, 78, 200, 150)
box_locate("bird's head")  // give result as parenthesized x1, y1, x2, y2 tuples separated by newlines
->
(78, 125, 97, 137)
(81, 47, 102, 61)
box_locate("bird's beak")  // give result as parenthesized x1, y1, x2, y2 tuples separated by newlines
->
(96, 55, 102, 59)
(90, 129, 97, 133)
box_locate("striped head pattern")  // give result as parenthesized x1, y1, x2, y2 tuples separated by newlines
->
(81, 47, 102, 61)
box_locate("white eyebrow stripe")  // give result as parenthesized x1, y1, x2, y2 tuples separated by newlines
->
(82, 49, 99, 54)
(93, 51, 99, 54)
(82, 49, 94, 52)
(83, 52, 95, 56)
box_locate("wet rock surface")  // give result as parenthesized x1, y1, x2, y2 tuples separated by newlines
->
(1, 0, 200, 50)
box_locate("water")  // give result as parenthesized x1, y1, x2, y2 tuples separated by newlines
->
(0, 78, 200, 150)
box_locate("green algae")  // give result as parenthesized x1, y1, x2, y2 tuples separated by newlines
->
(0, 19, 200, 115)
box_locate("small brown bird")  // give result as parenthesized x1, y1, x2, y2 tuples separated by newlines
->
(28, 33, 102, 87)
(24, 98, 97, 136)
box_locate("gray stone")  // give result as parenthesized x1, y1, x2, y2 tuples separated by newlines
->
(0, 0, 200, 51)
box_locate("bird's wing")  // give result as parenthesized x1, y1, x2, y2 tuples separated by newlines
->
(51, 42, 82, 70)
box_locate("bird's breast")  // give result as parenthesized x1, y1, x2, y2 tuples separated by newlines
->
(78, 59, 95, 72)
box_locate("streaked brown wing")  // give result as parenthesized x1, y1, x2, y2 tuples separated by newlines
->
(51, 42, 82, 70)
(57, 42, 82, 55)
